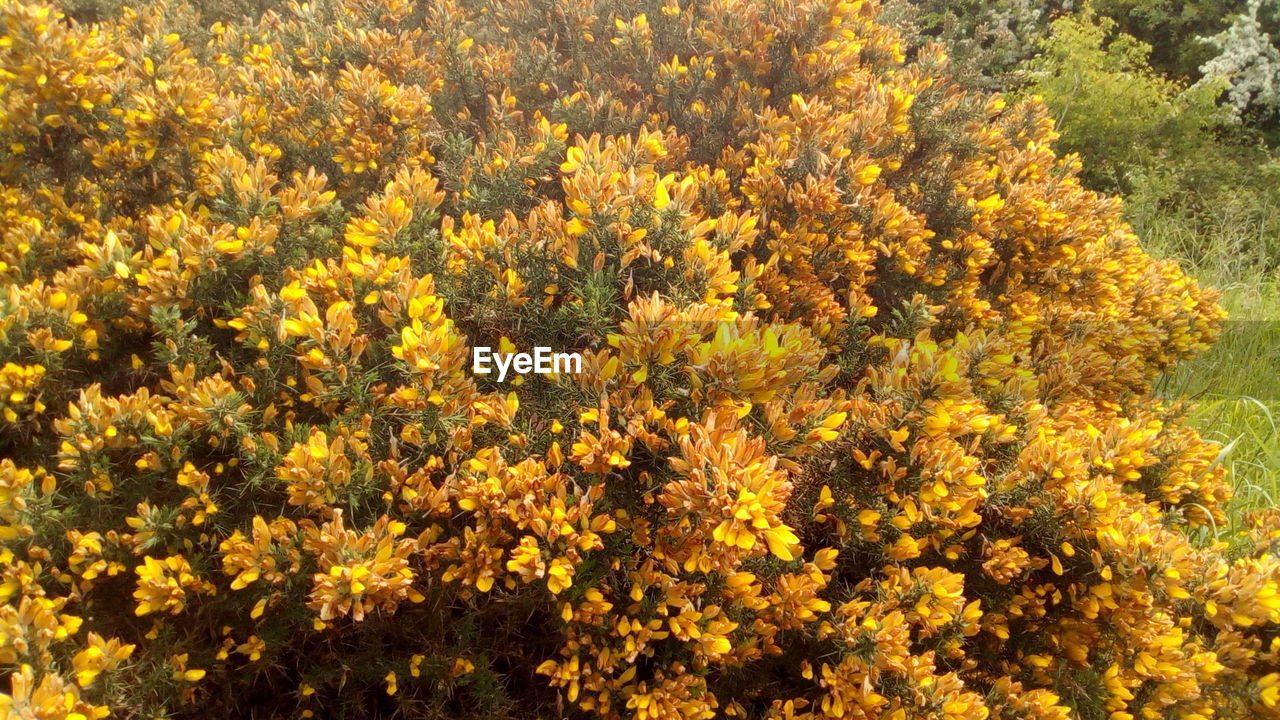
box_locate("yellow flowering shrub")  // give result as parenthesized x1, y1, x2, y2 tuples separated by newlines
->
(0, 0, 1275, 718)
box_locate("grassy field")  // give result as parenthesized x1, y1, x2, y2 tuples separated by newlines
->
(1146, 205, 1280, 536)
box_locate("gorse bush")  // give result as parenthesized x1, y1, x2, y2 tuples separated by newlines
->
(0, 1, 1277, 719)
(896, 0, 1065, 89)
(902, 1, 1280, 285)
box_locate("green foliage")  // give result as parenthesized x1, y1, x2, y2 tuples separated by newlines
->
(1026, 10, 1221, 191)
(1091, 0, 1242, 78)
(1025, 9, 1280, 270)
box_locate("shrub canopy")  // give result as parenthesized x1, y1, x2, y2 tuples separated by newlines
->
(0, 1, 1276, 719)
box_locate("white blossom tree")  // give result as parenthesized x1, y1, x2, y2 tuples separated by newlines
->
(1198, 0, 1280, 122)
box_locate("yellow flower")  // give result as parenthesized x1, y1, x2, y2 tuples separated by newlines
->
(855, 164, 881, 185)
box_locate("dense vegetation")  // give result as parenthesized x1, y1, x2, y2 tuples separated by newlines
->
(0, 1, 1277, 720)
(906, 0, 1280, 533)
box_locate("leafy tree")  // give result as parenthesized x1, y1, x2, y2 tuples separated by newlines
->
(1091, 0, 1242, 78)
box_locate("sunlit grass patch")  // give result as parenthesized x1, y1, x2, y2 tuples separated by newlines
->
(1153, 245, 1280, 534)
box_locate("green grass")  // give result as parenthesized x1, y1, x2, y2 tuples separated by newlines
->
(1144, 204, 1280, 535)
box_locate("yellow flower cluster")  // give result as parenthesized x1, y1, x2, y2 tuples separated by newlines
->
(0, 0, 1272, 718)
(132, 554, 213, 616)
